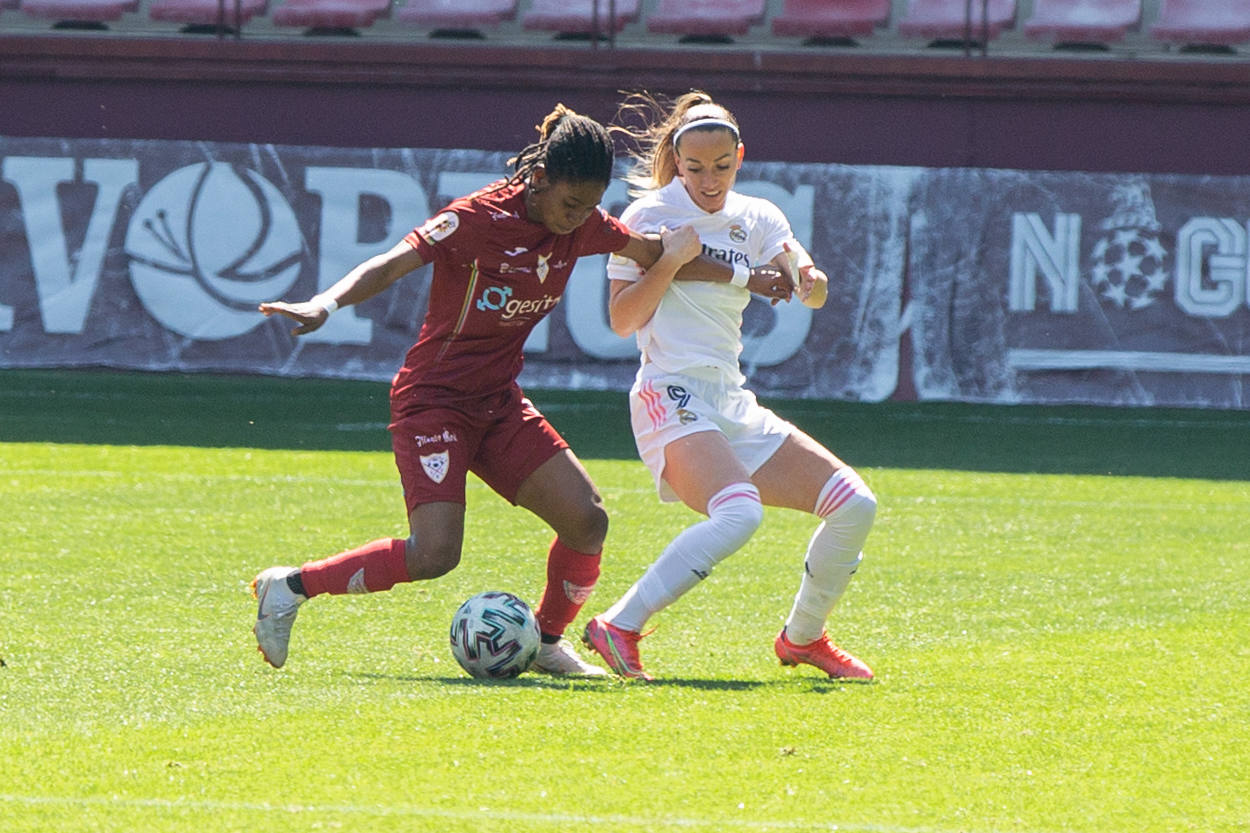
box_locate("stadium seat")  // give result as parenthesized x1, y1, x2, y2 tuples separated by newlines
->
(521, 0, 640, 36)
(771, 0, 891, 40)
(1023, 0, 1140, 44)
(1150, 0, 1250, 48)
(149, 0, 268, 27)
(270, 0, 391, 30)
(19, 0, 136, 22)
(646, 0, 767, 38)
(394, 0, 515, 29)
(897, 0, 1017, 42)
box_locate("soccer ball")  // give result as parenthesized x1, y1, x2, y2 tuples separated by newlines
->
(449, 591, 541, 679)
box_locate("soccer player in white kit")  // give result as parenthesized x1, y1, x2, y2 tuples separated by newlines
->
(582, 92, 878, 681)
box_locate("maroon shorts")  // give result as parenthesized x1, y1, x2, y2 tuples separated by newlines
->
(389, 386, 568, 514)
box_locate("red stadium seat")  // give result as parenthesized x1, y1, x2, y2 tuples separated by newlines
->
(772, 0, 891, 40)
(394, 0, 515, 28)
(19, 0, 136, 21)
(1150, 0, 1250, 47)
(521, 0, 640, 36)
(1023, 0, 1140, 44)
(271, 0, 390, 30)
(149, 0, 268, 26)
(646, 0, 766, 38)
(897, 0, 1017, 42)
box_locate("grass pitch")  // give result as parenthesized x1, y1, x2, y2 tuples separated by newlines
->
(1, 369, 1247, 833)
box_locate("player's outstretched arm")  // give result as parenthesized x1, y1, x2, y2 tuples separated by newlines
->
(260, 240, 426, 336)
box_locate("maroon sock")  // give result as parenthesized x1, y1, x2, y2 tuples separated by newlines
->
(534, 538, 601, 640)
(300, 538, 409, 598)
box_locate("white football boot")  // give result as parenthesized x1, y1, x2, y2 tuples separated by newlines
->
(530, 638, 609, 677)
(251, 566, 305, 668)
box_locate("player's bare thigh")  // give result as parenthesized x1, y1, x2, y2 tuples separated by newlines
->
(751, 429, 845, 513)
(662, 429, 754, 515)
(514, 449, 608, 554)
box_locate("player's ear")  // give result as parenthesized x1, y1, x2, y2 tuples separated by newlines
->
(529, 164, 549, 191)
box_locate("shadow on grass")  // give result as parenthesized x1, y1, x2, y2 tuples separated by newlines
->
(346, 671, 874, 692)
(3, 368, 1248, 480)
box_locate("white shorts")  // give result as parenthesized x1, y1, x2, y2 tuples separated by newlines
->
(630, 365, 794, 502)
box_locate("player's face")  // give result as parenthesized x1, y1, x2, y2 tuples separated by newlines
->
(675, 128, 743, 214)
(526, 175, 606, 236)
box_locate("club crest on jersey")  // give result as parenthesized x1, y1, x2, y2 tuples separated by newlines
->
(536, 253, 551, 283)
(419, 211, 459, 244)
(729, 224, 748, 243)
(420, 451, 449, 484)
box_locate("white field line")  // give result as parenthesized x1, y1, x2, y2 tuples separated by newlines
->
(0, 793, 1068, 833)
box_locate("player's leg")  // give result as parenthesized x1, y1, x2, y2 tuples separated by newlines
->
(476, 397, 608, 676)
(586, 429, 763, 679)
(752, 430, 877, 679)
(251, 408, 474, 669)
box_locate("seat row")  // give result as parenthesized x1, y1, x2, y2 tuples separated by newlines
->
(9, 0, 1250, 51)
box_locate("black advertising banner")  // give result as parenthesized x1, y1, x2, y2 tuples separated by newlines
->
(1, 136, 1247, 409)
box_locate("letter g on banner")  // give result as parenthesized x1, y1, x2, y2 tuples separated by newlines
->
(125, 162, 302, 340)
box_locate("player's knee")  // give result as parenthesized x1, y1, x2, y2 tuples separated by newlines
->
(708, 482, 764, 553)
(820, 469, 877, 530)
(564, 500, 609, 553)
(405, 533, 462, 580)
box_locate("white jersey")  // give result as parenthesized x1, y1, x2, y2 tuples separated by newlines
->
(607, 179, 793, 385)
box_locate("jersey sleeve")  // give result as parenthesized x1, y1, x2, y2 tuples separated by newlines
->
(403, 203, 473, 264)
(755, 199, 795, 265)
(605, 200, 648, 284)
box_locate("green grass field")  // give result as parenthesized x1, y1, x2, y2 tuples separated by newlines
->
(1, 369, 1247, 833)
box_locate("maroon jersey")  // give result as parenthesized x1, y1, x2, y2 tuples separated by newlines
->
(392, 179, 631, 412)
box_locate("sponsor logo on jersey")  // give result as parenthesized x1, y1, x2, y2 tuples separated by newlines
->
(702, 244, 750, 267)
(475, 283, 561, 320)
(420, 450, 450, 483)
(504, 246, 528, 256)
(677, 408, 699, 425)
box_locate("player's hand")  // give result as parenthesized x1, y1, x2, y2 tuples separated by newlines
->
(660, 224, 702, 265)
(259, 299, 330, 336)
(747, 265, 794, 305)
(783, 240, 828, 310)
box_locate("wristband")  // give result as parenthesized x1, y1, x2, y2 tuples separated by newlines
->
(313, 295, 339, 316)
(730, 262, 750, 288)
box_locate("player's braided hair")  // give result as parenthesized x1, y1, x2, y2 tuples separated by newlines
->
(508, 104, 615, 187)
(612, 90, 742, 197)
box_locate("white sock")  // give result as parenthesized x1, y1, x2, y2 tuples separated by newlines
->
(604, 482, 763, 632)
(783, 467, 877, 645)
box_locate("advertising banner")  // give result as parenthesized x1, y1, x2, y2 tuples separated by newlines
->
(1, 136, 1247, 409)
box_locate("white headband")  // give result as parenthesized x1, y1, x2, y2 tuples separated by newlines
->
(672, 118, 740, 148)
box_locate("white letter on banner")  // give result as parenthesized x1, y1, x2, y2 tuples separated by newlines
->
(565, 179, 634, 359)
(304, 167, 430, 344)
(1008, 213, 1081, 313)
(734, 180, 815, 366)
(2, 156, 138, 333)
(1174, 217, 1245, 318)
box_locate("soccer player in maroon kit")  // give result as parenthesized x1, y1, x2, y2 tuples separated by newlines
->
(251, 104, 789, 674)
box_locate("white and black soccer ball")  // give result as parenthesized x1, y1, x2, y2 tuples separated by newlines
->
(449, 591, 541, 679)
